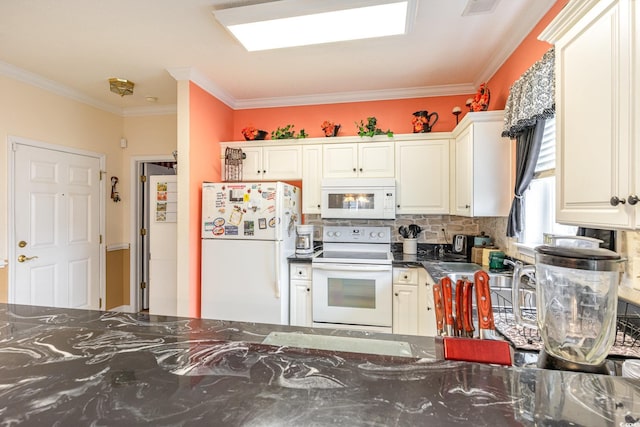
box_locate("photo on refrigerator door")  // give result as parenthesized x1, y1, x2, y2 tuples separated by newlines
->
(244, 221, 254, 236)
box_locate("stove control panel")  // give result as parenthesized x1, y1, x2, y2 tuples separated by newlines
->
(323, 226, 390, 243)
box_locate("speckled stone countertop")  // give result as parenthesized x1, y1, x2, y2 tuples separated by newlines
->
(1, 303, 640, 426)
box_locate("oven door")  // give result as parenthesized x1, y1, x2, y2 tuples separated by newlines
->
(312, 263, 392, 327)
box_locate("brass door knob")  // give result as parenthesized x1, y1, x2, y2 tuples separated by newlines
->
(17, 254, 38, 263)
(18, 241, 27, 248)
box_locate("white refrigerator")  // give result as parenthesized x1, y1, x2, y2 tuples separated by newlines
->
(201, 181, 301, 325)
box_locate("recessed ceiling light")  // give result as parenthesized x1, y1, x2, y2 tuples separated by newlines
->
(145, 96, 158, 103)
(213, 0, 415, 52)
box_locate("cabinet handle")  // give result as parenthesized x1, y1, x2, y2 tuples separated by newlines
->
(306, 288, 310, 292)
(628, 195, 639, 205)
(427, 307, 432, 311)
(394, 293, 399, 296)
(263, 170, 266, 174)
(465, 204, 470, 209)
(317, 204, 321, 208)
(359, 168, 363, 172)
(353, 168, 357, 172)
(403, 275, 408, 280)
(610, 196, 626, 206)
(397, 204, 400, 208)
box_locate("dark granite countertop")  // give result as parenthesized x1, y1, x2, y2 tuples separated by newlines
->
(1, 303, 640, 426)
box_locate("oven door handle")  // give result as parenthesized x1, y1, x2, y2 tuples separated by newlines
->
(312, 264, 391, 272)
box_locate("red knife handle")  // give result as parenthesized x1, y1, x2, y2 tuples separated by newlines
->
(462, 280, 475, 335)
(455, 279, 464, 335)
(433, 283, 444, 333)
(441, 277, 454, 327)
(474, 271, 494, 331)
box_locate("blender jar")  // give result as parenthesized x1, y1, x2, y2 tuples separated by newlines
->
(534, 245, 622, 366)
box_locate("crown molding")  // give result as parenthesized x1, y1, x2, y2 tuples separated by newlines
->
(232, 83, 476, 109)
(167, 67, 236, 108)
(0, 59, 123, 115)
(475, 0, 557, 85)
(538, 0, 607, 43)
(0, 60, 179, 117)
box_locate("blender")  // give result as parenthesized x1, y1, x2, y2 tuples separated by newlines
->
(516, 245, 623, 374)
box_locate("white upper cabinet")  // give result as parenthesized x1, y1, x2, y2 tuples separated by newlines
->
(221, 143, 302, 181)
(540, 0, 639, 229)
(450, 111, 512, 217)
(302, 144, 323, 214)
(323, 141, 395, 178)
(395, 138, 450, 214)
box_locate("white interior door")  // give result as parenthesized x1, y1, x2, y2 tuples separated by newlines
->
(148, 175, 177, 316)
(11, 141, 102, 309)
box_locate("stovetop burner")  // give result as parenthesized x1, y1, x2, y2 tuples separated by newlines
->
(313, 226, 392, 265)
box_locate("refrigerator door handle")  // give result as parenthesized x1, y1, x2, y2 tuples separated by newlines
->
(274, 240, 281, 299)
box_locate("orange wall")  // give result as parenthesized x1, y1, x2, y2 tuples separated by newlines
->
(189, 82, 234, 317)
(233, 95, 474, 139)
(488, 0, 570, 109)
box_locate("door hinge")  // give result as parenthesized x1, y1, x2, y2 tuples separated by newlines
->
(140, 228, 147, 236)
(140, 282, 147, 290)
(140, 175, 147, 183)
(100, 170, 106, 180)
(99, 235, 103, 244)
(99, 297, 103, 309)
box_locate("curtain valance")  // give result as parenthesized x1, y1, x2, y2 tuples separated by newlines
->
(502, 48, 555, 138)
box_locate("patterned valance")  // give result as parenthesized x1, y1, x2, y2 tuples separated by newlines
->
(502, 48, 556, 138)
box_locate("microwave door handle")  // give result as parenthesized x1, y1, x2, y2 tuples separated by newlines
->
(312, 264, 391, 272)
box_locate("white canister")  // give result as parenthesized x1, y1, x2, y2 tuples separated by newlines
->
(403, 238, 417, 254)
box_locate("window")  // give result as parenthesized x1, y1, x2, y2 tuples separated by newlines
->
(520, 117, 577, 245)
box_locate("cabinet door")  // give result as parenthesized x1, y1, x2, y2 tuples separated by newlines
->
(323, 143, 358, 178)
(393, 284, 419, 335)
(302, 145, 323, 214)
(241, 146, 263, 181)
(418, 270, 437, 337)
(358, 141, 395, 177)
(263, 145, 302, 180)
(395, 139, 449, 214)
(555, 0, 633, 228)
(452, 127, 473, 216)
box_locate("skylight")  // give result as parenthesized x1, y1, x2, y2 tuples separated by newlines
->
(213, 1, 413, 52)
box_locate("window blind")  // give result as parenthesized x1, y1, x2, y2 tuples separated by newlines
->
(534, 117, 556, 175)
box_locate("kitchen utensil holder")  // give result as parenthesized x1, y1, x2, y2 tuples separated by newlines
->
(403, 238, 417, 254)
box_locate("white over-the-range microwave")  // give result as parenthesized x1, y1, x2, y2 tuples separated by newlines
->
(320, 178, 396, 219)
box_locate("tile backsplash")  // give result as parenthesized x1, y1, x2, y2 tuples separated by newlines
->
(304, 214, 495, 244)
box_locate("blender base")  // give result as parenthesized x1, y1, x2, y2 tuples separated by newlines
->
(537, 349, 611, 375)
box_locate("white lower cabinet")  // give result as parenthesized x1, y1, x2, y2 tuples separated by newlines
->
(393, 267, 436, 336)
(289, 263, 312, 327)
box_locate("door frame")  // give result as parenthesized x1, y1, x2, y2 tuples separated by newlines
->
(129, 155, 176, 312)
(7, 135, 106, 307)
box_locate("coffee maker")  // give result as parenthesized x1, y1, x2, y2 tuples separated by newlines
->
(452, 234, 475, 261)
(296, 225, 314, 255)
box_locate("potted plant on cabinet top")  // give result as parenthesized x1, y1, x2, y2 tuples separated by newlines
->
(355, 117, 393, 137)
(241, 126, 267, 141)
(271, 124, 308, 140)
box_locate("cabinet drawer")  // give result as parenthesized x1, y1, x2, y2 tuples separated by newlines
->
(393, 267, 419, 285)
(290, 263, 312, 280)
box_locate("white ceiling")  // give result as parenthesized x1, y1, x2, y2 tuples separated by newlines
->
(0, 0, 556, 116)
